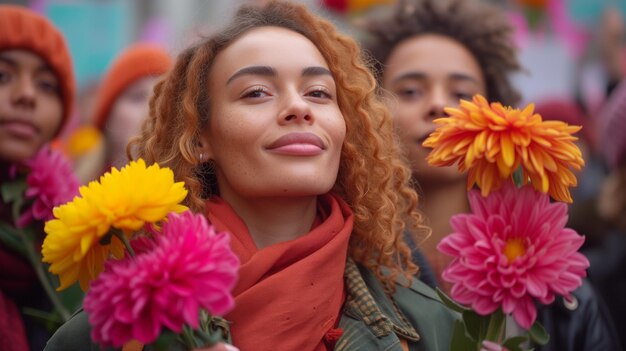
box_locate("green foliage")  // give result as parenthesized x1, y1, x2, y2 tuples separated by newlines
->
(529, 319, 550, 345)
(449, 319, 476, 351)
(0, 174, 81, 330)
(436, 287, 469, 314)
(0, 177, 27, 205)
(438, 287, 549, 351)
(503, 336, 531, 351)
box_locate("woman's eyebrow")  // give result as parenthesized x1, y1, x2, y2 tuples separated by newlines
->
(226, 65, 277, 85)
(391, 71, 428, 85)
(301, 66, 332, 77)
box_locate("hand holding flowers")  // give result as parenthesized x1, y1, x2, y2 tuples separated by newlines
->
(41, 159, 240, 350)
(423, 95, 589, 350)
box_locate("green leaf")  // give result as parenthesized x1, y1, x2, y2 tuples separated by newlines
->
(529, 320, 549, 345)
(0, 178, 27, 204)
(0, 222, 27, 257)
(484, 308, 505, 342)
(462, 309, 489, 341)
(503, 335, 529, 351)
(449, 319, 478, 351)
(56, 282, 85, 314)
(148, 330, 185, 351)
(436, 288, 470, 313)
(512, 167, 525, 187)
(194, 327, 223, 347)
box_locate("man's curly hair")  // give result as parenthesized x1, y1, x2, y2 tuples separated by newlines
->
(362, 0, 522, 106)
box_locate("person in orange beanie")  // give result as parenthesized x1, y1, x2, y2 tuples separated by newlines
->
(91, 43, 172, 174)
(0, 5, 75, 351)
(0, 5, 75, 162)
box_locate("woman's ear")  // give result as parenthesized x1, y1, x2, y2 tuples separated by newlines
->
(197, 135, 214, 163)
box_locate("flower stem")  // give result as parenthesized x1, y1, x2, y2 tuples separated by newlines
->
(512, 167, 525, 188)
(484, 309, 506, 343)
(18, 229, 70, 321)
(111, 228, 136, 257)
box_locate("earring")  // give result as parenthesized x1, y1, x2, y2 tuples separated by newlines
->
(199, 153, 204, 162)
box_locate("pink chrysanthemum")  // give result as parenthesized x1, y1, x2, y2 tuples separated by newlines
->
(18, 146, 79, 227)
(84, 211, 240, 347)
(437, 183, 589, 329)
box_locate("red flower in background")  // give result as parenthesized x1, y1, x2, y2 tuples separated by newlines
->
(17, 145, 79, 228)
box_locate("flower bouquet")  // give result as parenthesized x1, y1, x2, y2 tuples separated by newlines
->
(41, 159, 240, 350)
(423, 95, 590, 350)
(0, 145, 81, 326)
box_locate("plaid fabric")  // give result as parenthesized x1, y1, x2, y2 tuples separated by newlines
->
(342, 258, 420, 342)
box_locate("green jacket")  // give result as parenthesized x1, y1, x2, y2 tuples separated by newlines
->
(45, 259, 457, 351)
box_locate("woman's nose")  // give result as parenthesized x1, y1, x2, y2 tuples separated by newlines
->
(11, 74, 36, 109)
(279, 90, 313, 124)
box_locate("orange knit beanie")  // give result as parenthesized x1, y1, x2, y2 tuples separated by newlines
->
(0, 5, 75, 131)
(93, 43, 173, 130)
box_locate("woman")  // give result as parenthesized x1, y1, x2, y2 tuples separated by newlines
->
(95, 43, 172, 171)
(45, 1, 456, 350)
(0, 5, 75, 350)
(69, 43, 172, 184)
(362, 0, 620, 350)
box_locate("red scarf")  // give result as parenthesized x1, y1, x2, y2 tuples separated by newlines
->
(206, 193, 353, 351)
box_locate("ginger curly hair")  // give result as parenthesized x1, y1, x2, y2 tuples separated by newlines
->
(362, 0, 522, 106)
(131, 0, 427, 291)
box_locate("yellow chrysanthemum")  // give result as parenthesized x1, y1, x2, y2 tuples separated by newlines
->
(42, 159, 188, 291)
(423, 95, 584, 203)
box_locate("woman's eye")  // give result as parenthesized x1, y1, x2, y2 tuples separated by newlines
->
(242, 87, 269, 99)
(307, 88, 332, 99)
(0, 70, 11, 84)
(453, 92, 473, 101)
(37, 79, 60, 95)
(396, 87, 423, 100)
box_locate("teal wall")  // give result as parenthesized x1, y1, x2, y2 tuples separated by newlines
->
(46, 1, 132, 89)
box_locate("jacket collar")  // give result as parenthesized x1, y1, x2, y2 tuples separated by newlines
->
(342, 258, 421, 342)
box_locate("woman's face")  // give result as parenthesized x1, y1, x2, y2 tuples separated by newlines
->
(0, 50, 63, 163)
(382, 34, 486, 185)
(201, 26, 346, 202)
(106, 76, 159, 168)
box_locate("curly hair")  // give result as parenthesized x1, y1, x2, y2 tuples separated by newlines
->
(131, 0, 428, 292)
(362, 0, 522, 106)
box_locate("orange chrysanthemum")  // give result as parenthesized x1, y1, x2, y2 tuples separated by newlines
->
(423, 95, 584, 203)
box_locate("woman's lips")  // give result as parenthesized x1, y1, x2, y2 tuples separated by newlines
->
(266, 132, 325, 156)
(0, 120, 38, 139)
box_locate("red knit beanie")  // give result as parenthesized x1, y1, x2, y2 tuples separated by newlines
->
(0, 5, 75, 132)
(93, 43, 173, 130)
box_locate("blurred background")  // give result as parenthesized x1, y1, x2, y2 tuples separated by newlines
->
(1, 0, 624, 133)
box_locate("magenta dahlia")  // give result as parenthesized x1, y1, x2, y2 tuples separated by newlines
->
(438, 183, 589, 329)
(17, 145, 79, 227)
(83, 211, 240, 347)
